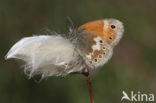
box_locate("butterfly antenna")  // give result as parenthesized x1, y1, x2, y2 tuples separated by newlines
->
(66, 17, 75, 33)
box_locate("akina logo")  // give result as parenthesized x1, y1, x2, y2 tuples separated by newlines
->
(121, 91, 155, 102)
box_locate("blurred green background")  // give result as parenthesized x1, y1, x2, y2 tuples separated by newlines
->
(0, 0, 156, 103)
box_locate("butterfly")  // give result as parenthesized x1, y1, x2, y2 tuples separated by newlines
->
(5, 19, 124, 78)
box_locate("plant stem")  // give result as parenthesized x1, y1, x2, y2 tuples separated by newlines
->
(86, 76, 95, 103)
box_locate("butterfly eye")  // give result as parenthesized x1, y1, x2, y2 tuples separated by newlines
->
(111, 25, 116, 29)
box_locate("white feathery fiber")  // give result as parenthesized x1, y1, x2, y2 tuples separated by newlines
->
(5, 34, 85, 78)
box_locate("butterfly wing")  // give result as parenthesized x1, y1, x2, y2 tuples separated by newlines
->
(74, 29, 113, 69)
(78, 19, 124, 46)
(75, 19, 124, 69)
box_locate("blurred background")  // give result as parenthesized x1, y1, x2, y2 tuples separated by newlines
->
(0, 0, 156, 103)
